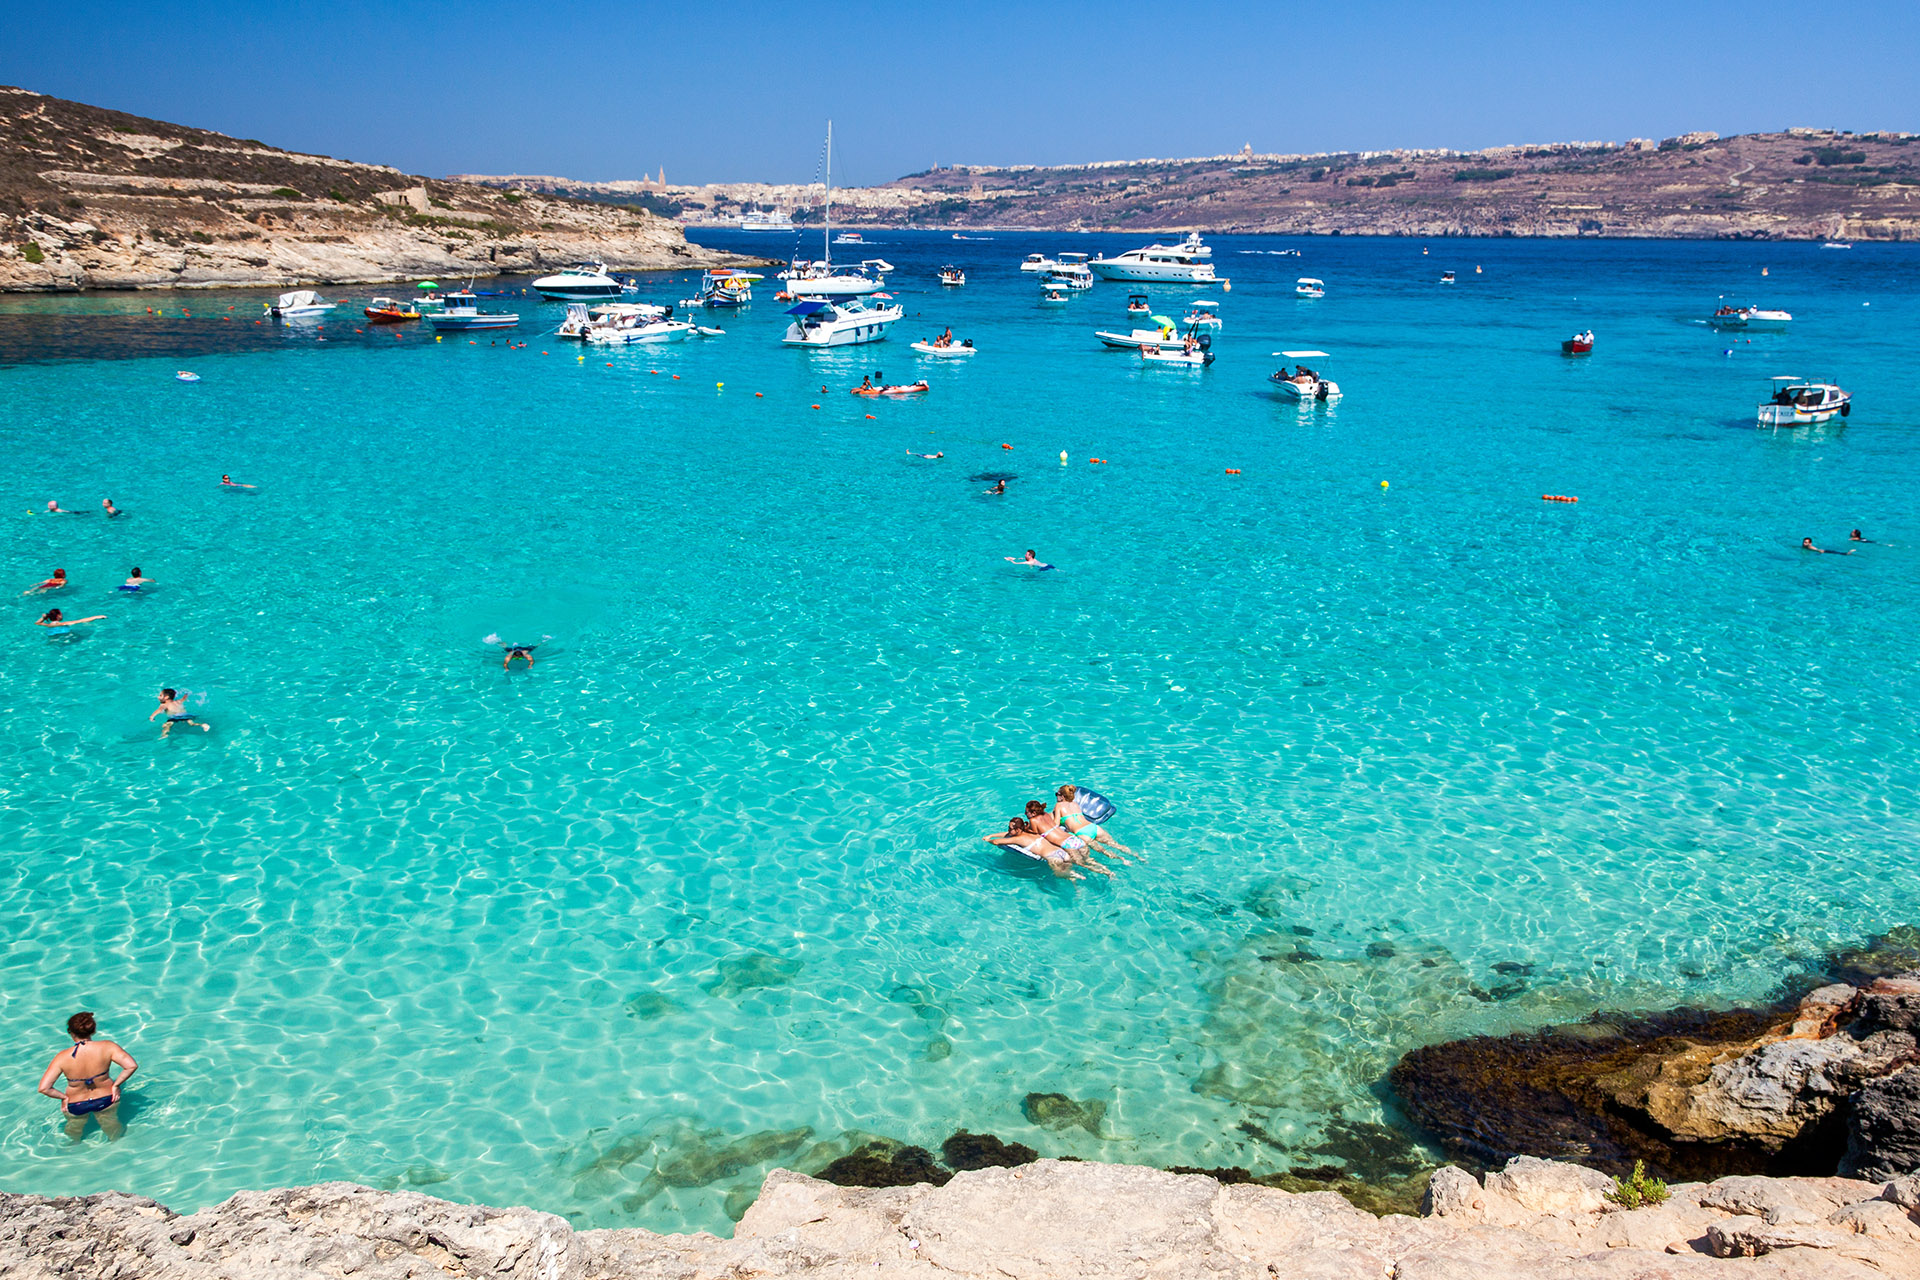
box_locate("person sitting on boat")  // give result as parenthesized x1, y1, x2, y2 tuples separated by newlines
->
(858, 375, 874, 393)
(940, 327, 953, 346)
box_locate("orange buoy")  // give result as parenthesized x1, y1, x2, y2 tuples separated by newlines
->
(1090, 458, 1107, 464)
(811, 404, 821, 410)
(755, 392, 763, 398)
(1225, 469, 1242, 475)
(865, 413, 876, 419)
(672, 374, 679, 380)
(1001, 443, 1013, 450)
(605, 362, 613, 367)
(1542, 494, 1579, 503)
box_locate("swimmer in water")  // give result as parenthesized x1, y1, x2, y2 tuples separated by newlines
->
(1851, 529, 1871, 543)
(1005, 549, 1054, 570)
(121, 567, 155, 592)
(1802, 537, 1851, 555)
(38, 1011, 137, 1141)
(149, 688, 208, 736)
(38, 608, 105, 629)
(983, 818, 1081, 881)
(502, 644, 536, 670)
(23, 568, 67, 595)
(102, 498, 121, 518)
(44, 500, 69, 514)
(907, 450, 944, 460)
(220, 474, 257, 489)
(983, 479, 1007, 495)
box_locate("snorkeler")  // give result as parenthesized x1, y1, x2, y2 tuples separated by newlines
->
(502, 644, 536, 670)
(1802, 537, 1851, 555)
(37, 1011, 137, 1141)
(220, 474, 257, 489)
(37, 608, 104, 629)
(149, 688, 208, 736)
(23, 568, 67, 595)
(1005, 549, 1054, 570)
(907, 450, 945, 460)
(983, 818, 1081, 881)
(120, 568, 155, 592)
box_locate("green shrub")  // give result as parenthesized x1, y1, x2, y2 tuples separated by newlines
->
(271, 187, 302, 198)
(1605, 1161, 1670, 1209)
(1454, 168, 1516, 182)
(189, 230, 215, 244)
(1813, 147, 1868, 166)
(20, 241, 45, 264)
(326, 189, 352, 203)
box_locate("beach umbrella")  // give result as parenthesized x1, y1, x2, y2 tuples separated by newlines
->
(417, 281, 438, 290)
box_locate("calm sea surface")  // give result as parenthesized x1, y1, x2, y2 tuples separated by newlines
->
(2, 232, 1916, 1229)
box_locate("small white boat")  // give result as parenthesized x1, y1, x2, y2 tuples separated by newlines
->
(1822, 241, 1853, 249)
(1020, 253, 1061, 273)
(1295, 277, 1326, 299)
(679, 269, 761, 309)
(1127, 293, 1151, 315)
(426, 290, 519, 331)
(782, 295, 904, 347)
(1039, 282, 1072, 304)
(1440, 271, 1456, 284)
(1183, 300, 1222, 330)
(937, 266, 965, 287)
(1757, 376, 1850, 426)
(268, 289, 336, 319)
(912, 339, 976, 357)
(1270, 350, 1341, 402)
(586, 317, 694, 345)
(1090, 232, 1216, 283)
(1709, 304, 1792, 329)
(1138, 343, 1213, 367)
(174, 371, 200, 383)
(834, 231, 866, 245)
(532, 262, 625, 300)
(557, 301, 670, 340)
(1096, 320, 1190, 351)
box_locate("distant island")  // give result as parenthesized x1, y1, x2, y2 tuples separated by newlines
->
(464, 129, 1920, 241)
(0, 86, 764, 292)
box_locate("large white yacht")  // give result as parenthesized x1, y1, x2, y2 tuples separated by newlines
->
(782, 296, 903, 347)
(1089, 232, 1216, 283)
(532, 262, 625, 300)
(780, 258, 892, 298)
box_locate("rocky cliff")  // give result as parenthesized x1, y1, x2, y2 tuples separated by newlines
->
(0, 86, 762, 291)
(6, 1158, 1919, 1278)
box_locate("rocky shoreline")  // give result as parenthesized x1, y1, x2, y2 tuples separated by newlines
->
(6, 1159, 1918, 1278)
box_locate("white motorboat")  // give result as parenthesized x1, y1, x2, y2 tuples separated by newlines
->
(1039, 281, 1072, 304)
(1020, 253, 1061, 273)
(1138, 342, 1213, 367)
(1757, 376, 1850, 426)
(267, 289, 336, 319)
(1089, 232, 1217, 283)
(1440, 271, 1456, 284)
(782, 295, 904, 347)
(1097, 313, 1213, 356)
(1127, 293, 1150, 314)
(834, 231, 866, 245)
(1822, 241, 1853, 249)
(739, 208, 795, 232)
(532, 262, 625, 300)
(586, 317, 695, 344)
(937, 265, 966, 286)
(912, 338, 976, 357)
(780, 258, 893, 298)
(1046, 256, 1095, 290)
(1183, 300, 1222, 330)
(1270, 350, 1341, 402)
(425, 290, 519, 331)
(1295, 277, 1326, 299)
(1709, 304, 1792, 329)
(678, 269, 761, 309)
(557, 301, 670, 340)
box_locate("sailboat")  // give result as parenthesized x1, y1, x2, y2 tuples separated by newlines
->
(782, 121, 903, 348)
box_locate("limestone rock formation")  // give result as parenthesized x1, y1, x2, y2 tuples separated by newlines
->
(6, 1158, 1920, 1278)
(1843, 1066, 1920, 1180)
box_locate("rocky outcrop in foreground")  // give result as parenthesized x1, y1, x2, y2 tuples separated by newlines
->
(6, 1159, 1920, 1278)
(1393, 956, 1920, 1184)
(0, 85, 762, 291)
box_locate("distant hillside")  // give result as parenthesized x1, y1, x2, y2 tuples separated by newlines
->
(473, 129, 1920, 241)
(0, 86, 760, 291)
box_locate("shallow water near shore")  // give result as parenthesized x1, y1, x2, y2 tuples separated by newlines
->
(2, 232, 1918, 1229)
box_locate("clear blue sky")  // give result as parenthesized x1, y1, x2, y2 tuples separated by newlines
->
(8, 1, 1915, 185)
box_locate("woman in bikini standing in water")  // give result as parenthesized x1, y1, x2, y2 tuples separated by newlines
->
(37, 1011, 137, 1140)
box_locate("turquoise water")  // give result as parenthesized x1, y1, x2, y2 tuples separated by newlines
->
(3, 234, 1918, 1228)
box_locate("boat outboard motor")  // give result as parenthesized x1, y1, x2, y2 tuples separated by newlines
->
(1197, 333, 1212, 352)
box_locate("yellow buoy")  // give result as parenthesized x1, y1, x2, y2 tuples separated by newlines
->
(1380, 480, 1389, 489)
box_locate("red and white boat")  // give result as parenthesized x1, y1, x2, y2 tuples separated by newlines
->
(363, 297, 420, 324)
(1561, 329, 1594, 355)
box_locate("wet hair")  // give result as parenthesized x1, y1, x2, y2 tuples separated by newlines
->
(67, 1011, 96, 1039)
(43, 608, 61, 622)
(130, 567, 141, 577)
(161, 688, 177, 699)
(52, 568, 65, 577)
(1025, 549, 1035, 558)
(1024, 800, 1047, 817)
(1056, 784, 1076, 801)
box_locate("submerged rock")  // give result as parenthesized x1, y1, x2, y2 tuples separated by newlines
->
(621, 991, 682, 1020)
(814, 1141, 950, 1188)
(1021, 1092, 1107, 1135)
(702, 951, 803, 999)
(941, 1131, 1036, 1172)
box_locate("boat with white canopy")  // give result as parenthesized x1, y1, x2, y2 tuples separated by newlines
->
(1270, 350, 1341, 402)
(1757, 376, 1849, 426)
(268, 290, 336, 319)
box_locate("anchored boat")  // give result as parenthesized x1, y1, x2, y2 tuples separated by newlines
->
(268, 290, 336, 319)
(1757, 376, 1850, 426)
(426, 290, 519, 331)
(1089, 232, 1216, 283)
(1270, 350, 1342, 402)
(532, 262, 626, 300)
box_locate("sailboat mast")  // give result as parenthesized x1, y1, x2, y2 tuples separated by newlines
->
(823, 120, 833, 266)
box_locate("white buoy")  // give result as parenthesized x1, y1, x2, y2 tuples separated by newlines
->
(1060, 450, 1069, 465)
